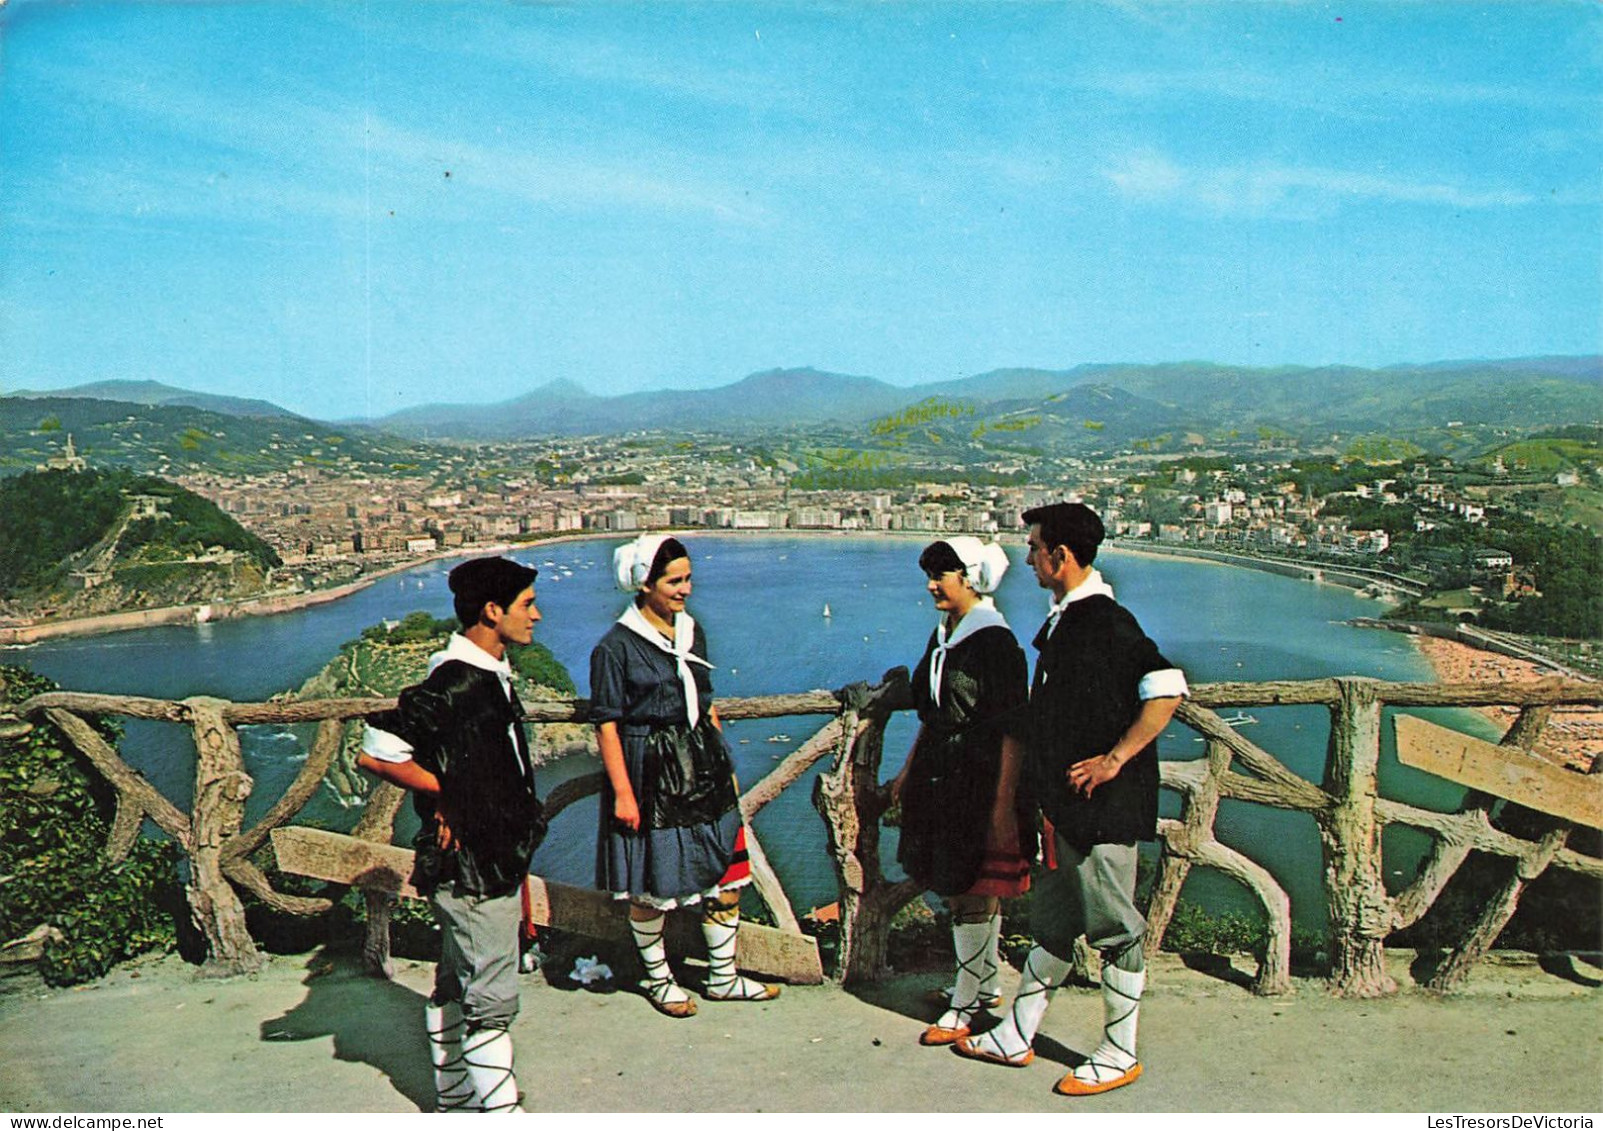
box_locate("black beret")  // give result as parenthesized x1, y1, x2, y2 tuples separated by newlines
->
(448, 556, 538, 614)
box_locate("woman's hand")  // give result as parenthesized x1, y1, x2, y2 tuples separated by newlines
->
(613, 791, 642, 831)
(434, 800, 459, 851)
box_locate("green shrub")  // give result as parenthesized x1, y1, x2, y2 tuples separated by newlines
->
(0, 665, 181, 985)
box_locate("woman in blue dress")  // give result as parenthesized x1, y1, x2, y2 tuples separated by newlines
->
(590, 533, 779, 1018)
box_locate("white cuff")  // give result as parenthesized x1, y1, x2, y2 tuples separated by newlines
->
(1139, 668, 1188, 700)
(360, 724, 415, 763)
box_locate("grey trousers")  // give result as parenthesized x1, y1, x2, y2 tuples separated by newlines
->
(432, 883, 522, 1030)
(1030, 835, 1147, 965)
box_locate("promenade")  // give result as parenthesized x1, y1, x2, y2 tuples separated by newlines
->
(2, 947, 1598, 1114)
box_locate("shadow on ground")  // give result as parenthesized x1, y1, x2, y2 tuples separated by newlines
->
(260, 954, 434, 1111)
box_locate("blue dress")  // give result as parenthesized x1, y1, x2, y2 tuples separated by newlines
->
(588, 621, 744, 907)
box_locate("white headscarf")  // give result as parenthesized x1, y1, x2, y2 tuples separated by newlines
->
(940, 536, 1010, 595)
(613, 533, 675, 592)
(925, 538, 1011, 707)
(611, 534, 710, 727)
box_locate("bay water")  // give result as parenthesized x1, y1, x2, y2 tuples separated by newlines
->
(11, 534, 1458, 932)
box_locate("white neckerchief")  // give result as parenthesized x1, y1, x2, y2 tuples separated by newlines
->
(429, 632, 513, 686)
(617, 603, 713, 727)
(930, 598, 1010, 707)
(1044, 569, 1115, 639)
(427, 633, 528, 777)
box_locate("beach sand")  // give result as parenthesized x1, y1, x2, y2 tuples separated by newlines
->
(1412, 634, 1600, 773)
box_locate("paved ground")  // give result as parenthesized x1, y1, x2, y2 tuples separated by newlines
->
(1, 948, 1599, 1114)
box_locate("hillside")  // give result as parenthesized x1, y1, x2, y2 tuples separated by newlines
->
(11, 358, 1597, 462)
(0, 396, 449, 479)
(0, 468, 281, 618)
(374, 367, 911, 439)
(8, 379, 303, 419)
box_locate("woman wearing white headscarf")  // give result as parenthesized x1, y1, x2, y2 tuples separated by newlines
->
(890, 536, 1033, 1047)
(589, 534, 778, 1018)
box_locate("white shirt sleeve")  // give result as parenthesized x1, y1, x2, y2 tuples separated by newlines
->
(360, 723, 415, 764)
(1138, 668, 1189, 701)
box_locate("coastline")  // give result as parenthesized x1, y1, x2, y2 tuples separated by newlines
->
(1109, 539, 1410, 603)
(1406, 631, 1600, 772)
(0, 535, 582, 647)
(0, 528, 955, 647)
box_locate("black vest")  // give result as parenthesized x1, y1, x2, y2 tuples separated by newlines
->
(1025, 595, 1166, 850)
(368, 659, 545, 897)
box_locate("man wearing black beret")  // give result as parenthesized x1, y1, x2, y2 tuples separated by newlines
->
(956, 503, 1187, 1097)
(358, 556, 546, 1112)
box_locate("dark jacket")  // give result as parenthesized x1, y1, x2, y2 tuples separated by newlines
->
(367, 659, 545, 897)
(1018, 594, 1174, 851)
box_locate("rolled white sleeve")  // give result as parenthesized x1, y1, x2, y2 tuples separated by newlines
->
(1138, 668, 1189, 701)
(360, 724, 415, 764)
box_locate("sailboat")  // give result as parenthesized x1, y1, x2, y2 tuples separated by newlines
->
(822, 603, 832, 619)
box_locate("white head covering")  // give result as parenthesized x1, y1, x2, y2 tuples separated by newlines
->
(611, 533, 709, 726)
(613, 533, 675, 592)
(924, 537, 1011, 708)
(940, 536, 1010, 595)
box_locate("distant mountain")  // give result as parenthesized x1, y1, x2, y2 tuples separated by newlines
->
(9, 380, 305, 420)
(373, 367, 911, 438)
(368, 356, 1599, 444)
(0, 395, 444, 478)
(1068, 359, 1601, 433)
(373, 377, 603, 437)
(15, 357, 1597, 453)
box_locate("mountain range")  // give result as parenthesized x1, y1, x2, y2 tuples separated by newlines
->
(7, 358, 1599, 450)
(367, 358, 1600, 441)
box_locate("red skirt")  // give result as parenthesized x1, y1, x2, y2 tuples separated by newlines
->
(964, 845, 1031, 898)
(717, 824, 752, 889)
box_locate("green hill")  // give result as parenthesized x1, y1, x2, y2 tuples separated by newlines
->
(298, 611, 592, 806)
(0, 468, 280, 610)
(0, 395, 444, 478)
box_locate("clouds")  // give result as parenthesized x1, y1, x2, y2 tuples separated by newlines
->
(1101, 149, 1540, 217)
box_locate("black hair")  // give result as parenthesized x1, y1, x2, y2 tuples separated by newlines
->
(918, 540, 966, 578)
(448, 556, 538, 628)
(644, 536, 690, 587)
(1021, 502, 1105, 568)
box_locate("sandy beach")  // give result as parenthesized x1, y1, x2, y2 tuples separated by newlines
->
(1411, 634, 1601, 772)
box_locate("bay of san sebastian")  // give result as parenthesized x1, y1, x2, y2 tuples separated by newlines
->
(11, 532, 1454, 926)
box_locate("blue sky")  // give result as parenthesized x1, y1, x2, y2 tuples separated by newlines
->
(1, 1, 1598, 421)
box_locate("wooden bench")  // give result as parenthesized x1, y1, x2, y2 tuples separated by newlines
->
(271, 826, 825, 984)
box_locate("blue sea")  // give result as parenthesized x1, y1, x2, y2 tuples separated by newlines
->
(13, 533, 1461, 930)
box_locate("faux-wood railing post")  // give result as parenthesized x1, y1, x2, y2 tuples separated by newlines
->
(1425, 705, 1574, 993)
(1146, 739, 1226, 956)
(813, 671, 919, 985)
(1319, 679, 1394, 997)
(185, 697, 266, 976)
(351, 775, 407, 978)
